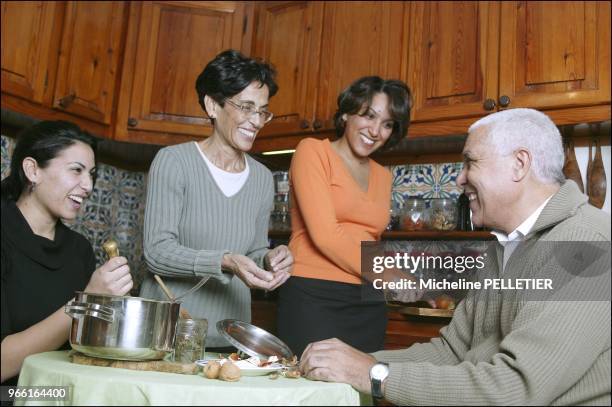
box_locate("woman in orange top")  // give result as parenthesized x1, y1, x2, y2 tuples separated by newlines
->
(277, 76, 412, 356)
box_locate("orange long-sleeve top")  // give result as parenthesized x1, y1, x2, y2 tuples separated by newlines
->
(288, 138, 392, 285)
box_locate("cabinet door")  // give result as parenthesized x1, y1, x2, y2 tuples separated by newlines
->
(499, 1, 611, 110)
(53, 1, 127, 124)
(116, 1, 251, 143)
(407, 1, 500, 122)
(253, 1, 323, 137)
(314, 1, 407, 130)
(1, 1, 62, 104)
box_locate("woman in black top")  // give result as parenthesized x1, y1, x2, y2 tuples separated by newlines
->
(0, 121, 133, 385)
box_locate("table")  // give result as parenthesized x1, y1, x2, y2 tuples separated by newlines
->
(16, 351, 368, 406)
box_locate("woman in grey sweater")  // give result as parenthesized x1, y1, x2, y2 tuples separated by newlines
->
(140, 50, 293, 349)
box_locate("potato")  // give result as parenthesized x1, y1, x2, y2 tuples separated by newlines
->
(203, 361, 221, 379)
(219, 361, 241, 382)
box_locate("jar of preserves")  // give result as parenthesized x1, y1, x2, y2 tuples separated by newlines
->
(427, 198, 458, 231)
(173, 318, 208, 363)
(401, 198, 427, 231)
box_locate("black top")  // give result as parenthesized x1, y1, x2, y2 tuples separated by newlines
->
(1, 199, 95, 385)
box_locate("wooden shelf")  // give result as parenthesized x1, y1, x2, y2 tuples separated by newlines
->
(268, 230, 494, 240)
(382, 230, 493, 240)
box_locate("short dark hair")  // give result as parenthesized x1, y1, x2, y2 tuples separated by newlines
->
(333, 76, 412, 150)
(1, 120, 98, 202)
(195, 49, 278, 117)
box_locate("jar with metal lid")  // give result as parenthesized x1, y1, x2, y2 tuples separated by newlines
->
(427, 198, 458, 231)
(173, 318, 208, 363)
(401, 198, 427, 231)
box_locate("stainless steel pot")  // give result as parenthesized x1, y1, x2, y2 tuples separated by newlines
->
(65, 292, 180, 361)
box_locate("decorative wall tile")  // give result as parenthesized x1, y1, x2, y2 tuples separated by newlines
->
(1, 135, 15, 180)
(388, 162, 464, 208)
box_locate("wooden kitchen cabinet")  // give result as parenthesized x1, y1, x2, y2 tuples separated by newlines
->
(407, 1, 611, 123)
(314, 1, 407, 131)
(407, 1, 499, 122)
(498, 1, 611, 111)
(253, 1, 407, 145)
(252, 1, 323, 138)
(53, 1, 128, 125)
(1, 1, 63, 105)
(114, 1, 254, 145)
(384, 312, 450, 350)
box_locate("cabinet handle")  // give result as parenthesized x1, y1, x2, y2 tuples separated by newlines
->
(312, 119, 323, 130)
(483, 98, 496, 111)
(299, 120, 310, 130)
(498, 95, 511, 108)
(127, 117, 138, 127)
(58, 93, 76, 109)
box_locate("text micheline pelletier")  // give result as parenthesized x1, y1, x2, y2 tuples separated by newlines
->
(369, 252, 553, 291)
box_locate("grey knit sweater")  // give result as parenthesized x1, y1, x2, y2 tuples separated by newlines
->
(139, 142, 273, 347)
(373, 181, 611, 405)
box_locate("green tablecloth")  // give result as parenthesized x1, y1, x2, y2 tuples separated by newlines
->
(16, 351, 368, 406)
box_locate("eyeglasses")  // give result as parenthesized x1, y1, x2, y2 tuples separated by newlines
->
(224, 99, 274, 123)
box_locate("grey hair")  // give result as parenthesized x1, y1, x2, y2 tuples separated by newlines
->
(468, 108, 565, 184)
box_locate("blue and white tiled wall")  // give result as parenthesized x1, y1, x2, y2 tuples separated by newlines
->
(388, 163, 463, 207)
(1, 135, 149, 291)
(2, 134, 465, 290)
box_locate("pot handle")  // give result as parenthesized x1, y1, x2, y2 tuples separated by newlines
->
(65, 302, 115, 323)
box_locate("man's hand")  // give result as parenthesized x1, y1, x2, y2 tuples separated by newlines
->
(264, 245, 294, 274)
(299, 338, 377, 394)
(85, 256, 133, 296)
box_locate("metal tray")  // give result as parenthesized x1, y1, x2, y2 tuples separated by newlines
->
(216, 319, 293, 360)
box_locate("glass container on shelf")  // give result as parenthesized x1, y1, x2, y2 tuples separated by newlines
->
(401, 197, 427, 231)
(427, 198, 458, 231)
(386, 201, 401, 231)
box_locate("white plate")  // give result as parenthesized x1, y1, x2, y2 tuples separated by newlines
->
(195, 359, 283, 376)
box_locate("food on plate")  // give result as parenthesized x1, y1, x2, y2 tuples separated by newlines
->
(268, 372, 280, 380)
(203, 361, 221, 379)
(219, 361, 241, 382)
(435, 295, 456, 310)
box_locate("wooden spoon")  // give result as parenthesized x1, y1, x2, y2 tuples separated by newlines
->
(154, 274, 192, 319)
(586, 124, 597, 195)
(588, 134, 607, 209)
(561, 126, 584, 192)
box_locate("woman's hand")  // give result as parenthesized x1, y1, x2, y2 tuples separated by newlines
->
(85, 256, 133, 296)
(264, 245, 294, 274)
(222, 254, 279, 290)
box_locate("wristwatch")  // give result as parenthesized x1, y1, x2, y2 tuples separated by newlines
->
(369, 362, 390, 400)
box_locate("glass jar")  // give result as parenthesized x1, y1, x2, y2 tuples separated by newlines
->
(401, 198, 427, 231)
(386, 201, 401, 231)
(427, 198, 458, 231)
(273, 172, 290, 194)
(173, 318, 208, 363)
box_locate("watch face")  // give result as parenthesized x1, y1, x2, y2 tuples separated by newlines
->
(371, 363, 389, 380)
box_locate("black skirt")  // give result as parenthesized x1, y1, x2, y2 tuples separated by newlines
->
(277, 276, 387, 357)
